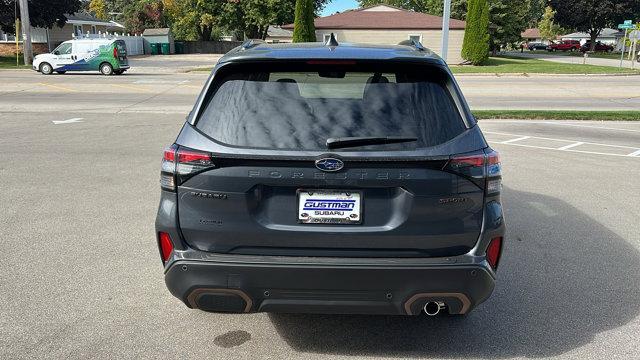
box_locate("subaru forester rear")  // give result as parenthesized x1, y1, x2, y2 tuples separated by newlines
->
(155, 40, 505, 316)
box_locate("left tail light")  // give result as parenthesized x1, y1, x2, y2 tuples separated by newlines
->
(113, 46, 118, 58)
(161, 144, 215, 191)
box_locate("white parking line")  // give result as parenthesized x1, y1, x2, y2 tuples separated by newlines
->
(539, 121, 640, 133)
(480, 120, 640, 133)
(557, 142, 585, 150)
(488, 141, 639, 158)
(485, 131, 639, 149)
(52, 118, 83, 125)
(501, 136, 530, 144)
(485, 131, 640, 159)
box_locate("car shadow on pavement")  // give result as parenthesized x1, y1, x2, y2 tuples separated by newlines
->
(269, 187, 640, 358)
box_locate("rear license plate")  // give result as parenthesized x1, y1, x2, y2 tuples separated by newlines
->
(298, 190, 362, 224)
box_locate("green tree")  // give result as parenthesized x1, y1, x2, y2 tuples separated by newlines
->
(526, 0, 545, 27)
(163, 0, 224, 41)
(0, 0, 81, 33)
(461, 0, 490, 64)
(293, 0, 316, 42)
(89, 0, 108, 20)
(123, 0, 168, 35)
(487, 0, 530, 52)
(538, 6, 562, 42)
(551, 0, 640, 52)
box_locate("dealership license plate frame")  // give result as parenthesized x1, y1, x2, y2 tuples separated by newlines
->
(297, 189, 363, 225)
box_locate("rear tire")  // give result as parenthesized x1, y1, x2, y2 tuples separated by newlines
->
(39, 62, 53, 75)
(100, 62, 113, 76)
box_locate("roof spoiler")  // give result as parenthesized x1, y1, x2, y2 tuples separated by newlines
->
(240, 39, 265, 50)
(398, 39, 426, 51)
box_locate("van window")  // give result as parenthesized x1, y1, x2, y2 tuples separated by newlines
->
(54, 42, 72, 55)
(196, 65, 467, 151)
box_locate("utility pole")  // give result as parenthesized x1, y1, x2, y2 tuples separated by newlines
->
(441, 0, 452, 62)
(18, 0, 33, 65)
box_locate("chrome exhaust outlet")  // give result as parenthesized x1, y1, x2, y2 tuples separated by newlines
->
(423, 301, 445, 316)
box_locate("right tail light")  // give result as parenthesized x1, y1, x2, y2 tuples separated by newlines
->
(445, 149, 501, 194)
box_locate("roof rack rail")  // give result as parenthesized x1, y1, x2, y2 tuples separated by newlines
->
(398, 39, 426, 51)
(240, 39, 265, 50)
(325, 33, 339, 47)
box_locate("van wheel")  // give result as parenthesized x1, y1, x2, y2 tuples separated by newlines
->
(100, 63, 113, 75)
(40, 62, 53, 75)
(56, 71, 66, 74)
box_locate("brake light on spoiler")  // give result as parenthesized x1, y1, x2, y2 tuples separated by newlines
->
(161, 144, 215, 191)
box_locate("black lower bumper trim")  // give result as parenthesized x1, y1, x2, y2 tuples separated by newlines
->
(165, 258, 495, 315)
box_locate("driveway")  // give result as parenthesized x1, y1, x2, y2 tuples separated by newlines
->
(506, 51, 638, 69)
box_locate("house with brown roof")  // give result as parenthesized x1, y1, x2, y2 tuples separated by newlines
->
(521, 28, 550, 44)
(282, 5, 466, 63)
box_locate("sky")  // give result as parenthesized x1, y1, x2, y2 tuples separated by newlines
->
(320, 0, 361, 16)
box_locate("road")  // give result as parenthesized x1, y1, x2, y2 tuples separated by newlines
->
(3, 56, 640, 112)
(506, 50, 639, 69)
(1, 64, 639, 359)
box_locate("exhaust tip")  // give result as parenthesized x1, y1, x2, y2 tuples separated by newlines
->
(423, 301, 445, 316)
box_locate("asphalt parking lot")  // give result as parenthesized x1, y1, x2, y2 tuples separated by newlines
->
(1, 62, 639, 359)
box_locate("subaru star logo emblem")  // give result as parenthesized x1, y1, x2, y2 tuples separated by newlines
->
(315, 158, 344, 172)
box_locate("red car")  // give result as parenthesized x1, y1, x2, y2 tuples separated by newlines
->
(547, 40, 581, 52)
(580, 41, 614, 52)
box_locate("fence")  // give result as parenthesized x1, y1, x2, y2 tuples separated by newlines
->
(180, 41, 244, 54)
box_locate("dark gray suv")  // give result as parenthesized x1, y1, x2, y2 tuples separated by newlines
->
(155, 39, 505, 316)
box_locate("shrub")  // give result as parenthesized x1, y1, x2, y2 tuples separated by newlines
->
(292, 0, 316, 42)
(461, 0, 490, 65)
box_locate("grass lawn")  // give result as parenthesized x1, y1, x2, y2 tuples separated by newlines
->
(450, 56, 637, 74)
(0, 55, 31, 69)
(473, 110, 640, 121)
(526, 50, 624, 60)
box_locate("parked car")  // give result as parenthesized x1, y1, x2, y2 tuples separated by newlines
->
(547, 40, 581, 52)
(527, 42, 548, 51)
(32, 37, 129, 75)
(155, 38, 506, 317)
(580, 41, 614, 52)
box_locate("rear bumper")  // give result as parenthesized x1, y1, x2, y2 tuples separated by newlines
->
(164, 254, 496, 315)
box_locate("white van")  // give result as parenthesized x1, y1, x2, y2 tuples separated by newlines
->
(33, 38, 130, 75)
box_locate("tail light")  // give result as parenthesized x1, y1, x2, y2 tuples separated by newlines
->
(445, 149, 501, 194)
(113, 46, 118, 58)
(158, 232, 174, 263)
(486, 236, 502, 270)
(161, 144, 215, 191)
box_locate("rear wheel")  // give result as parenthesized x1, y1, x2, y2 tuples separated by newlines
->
(39, 62, 53, 75)
(100, 62, 113, 75)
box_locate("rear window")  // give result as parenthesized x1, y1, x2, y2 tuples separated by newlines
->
(115, 41, 127, 55)
(196, 64, 467, 151)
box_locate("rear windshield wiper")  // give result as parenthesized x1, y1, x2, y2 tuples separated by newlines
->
(326, 136, 418, 149)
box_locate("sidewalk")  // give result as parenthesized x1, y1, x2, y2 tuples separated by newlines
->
(505, 51, 638, 69)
